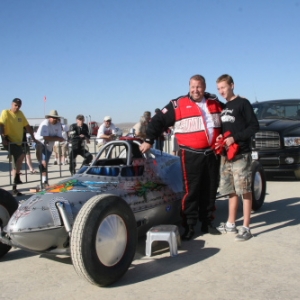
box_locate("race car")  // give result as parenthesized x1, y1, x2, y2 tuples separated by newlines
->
(0, 138, 266, 287)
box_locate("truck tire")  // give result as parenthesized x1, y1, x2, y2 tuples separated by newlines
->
(71, 194, 137, 287)
(0, 188, 19, 258)
(251, 161, 266, 211)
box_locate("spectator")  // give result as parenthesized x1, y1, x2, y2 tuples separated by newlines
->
(215, 74, 259, 241)
(140, 74, 224, 240)
(22, 127, 38, 174)
(35, 110, 65, 188)
(0, 98, 36, 196)
(53, 124, 68, 165)
(96, 116, 116, 148)
(153, 108, 168, 151)
(68, 115, 93, 175)
(170, 126, 179, 156)
(132, 111, 151, 139)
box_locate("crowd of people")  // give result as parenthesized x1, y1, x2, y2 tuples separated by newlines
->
(0, 73, 259, 242)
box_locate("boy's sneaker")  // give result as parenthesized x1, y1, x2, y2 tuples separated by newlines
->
(217, 222, 238, 234)
(54, 160, 58, 165)
(235, 227, 253, 241)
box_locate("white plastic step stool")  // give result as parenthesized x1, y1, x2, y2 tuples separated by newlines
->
(145, 225, 181, 257)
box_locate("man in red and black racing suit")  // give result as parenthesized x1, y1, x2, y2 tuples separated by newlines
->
(140, 74, 224, 240)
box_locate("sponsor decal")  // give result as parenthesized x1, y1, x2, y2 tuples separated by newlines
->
(174, 116, 205, 133)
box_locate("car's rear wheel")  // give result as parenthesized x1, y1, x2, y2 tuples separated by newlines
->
(71, 194, 137, 287)
(0, 188, 19, 258)
(251, 161, 266, 211)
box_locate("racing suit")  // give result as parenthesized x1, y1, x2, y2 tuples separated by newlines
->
(145, 92, 224, 227)
(68, 123, 93, 175)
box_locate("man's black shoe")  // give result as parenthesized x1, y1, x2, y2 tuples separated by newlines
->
(13, 174, 23, 184)
(181, 225, 195, 240)
(201, 222, 221, 235)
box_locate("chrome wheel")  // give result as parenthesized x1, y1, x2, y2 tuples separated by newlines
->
(253, 171, 263, 201)
(95, 214, 127, 267)
(251, 161, 266, 211)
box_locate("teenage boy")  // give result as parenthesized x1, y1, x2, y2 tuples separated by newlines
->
(215, 74, 259, 241)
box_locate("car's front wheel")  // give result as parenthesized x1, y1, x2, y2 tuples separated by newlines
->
(71, 194, 137, 287)
(0, 188, 19, 258)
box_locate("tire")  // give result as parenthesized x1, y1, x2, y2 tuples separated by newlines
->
(0, 188, 19, 258)
(71, 194, 137, 287)
(251, 161, 266, 211)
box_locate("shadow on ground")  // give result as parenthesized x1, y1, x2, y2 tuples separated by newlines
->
(250, 197, 300, 235)
(1, 248, 37, 261)
(113, 238, 219, 287)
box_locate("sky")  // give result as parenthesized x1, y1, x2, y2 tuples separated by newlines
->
(1, 0, 300, 124)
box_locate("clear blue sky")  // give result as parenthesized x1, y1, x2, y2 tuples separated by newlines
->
(1, 0, 299, 124)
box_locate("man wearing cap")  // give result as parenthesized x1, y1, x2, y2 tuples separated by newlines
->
(35, 110, 65, 187)
(96, 116, 116, 148)
(0, 98, 37, 194)
(68, 115, 93, 175)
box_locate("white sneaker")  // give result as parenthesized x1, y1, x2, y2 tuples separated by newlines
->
(217, 222, 238, 234)
(235, 227, 253, 241)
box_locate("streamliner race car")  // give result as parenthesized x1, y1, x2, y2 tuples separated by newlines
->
(0, 138, 266, 287)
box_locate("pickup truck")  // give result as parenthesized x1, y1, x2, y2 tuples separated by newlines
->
(252, 99, 300, 179)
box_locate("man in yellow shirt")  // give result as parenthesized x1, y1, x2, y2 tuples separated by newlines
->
(0, 98, 36, 186)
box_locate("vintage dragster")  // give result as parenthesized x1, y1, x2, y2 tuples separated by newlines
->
(0, 138, 266, 287)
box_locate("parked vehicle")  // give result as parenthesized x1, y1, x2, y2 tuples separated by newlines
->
(252, 99, 300, 179)
(88, 121, 99, 136)
(0, 138, 266, 287)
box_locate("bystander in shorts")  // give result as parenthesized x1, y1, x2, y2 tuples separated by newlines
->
(35, 143, 52, 163)
(5, 143, 25, 169)
(23, 143, 31, 155)
(53, 142, 67, 157)
(219, 153, 252, 196)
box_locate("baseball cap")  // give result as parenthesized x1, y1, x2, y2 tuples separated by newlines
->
(76, 114, 84, 120)
(104, 116, 112, 121)
(12, 98, 22, 106)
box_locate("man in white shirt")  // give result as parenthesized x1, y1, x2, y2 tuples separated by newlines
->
(96, 116, 116, 148)
(35, 110, 65, 187)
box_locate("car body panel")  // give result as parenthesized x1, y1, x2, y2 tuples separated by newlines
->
(3, 139, 184, 254)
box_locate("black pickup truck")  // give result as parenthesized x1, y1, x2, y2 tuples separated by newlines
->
(252, 99, 300, 179)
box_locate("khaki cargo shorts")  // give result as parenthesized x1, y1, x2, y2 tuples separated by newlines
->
(219, 153, 252, 196)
